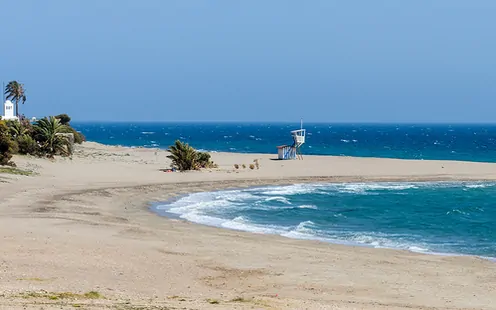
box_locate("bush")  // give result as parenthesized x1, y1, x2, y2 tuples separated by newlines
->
(55, 114, 71, 125)
(197, 151, 216, 168)
(16, 135, 39, 155)
(167, 140, 216, 171)
(167, 140, 199, 171)
(6, 119, 32, 138)
(0, 121, 17, 166)
(34, 117, 72, 157)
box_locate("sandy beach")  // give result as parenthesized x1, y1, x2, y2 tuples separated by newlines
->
(0, 142, 495, 310)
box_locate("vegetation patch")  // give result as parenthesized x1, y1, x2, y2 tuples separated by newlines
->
(18, 290, 104, 300)
(112, 305, 173, 310)
(1, 80, 85, 167)
(230, 297, 251, 302)
(17, 277, 48, 281)
(0, 167, 32, 176)
(167, 140, 217, 171)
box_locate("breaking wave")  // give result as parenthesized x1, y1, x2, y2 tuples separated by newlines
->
(153, 181, 496, 259)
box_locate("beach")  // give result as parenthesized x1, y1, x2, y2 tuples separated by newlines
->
(1, 142, 495, 310)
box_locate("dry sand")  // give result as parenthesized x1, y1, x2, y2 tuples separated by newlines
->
(0, 142, 495, 310)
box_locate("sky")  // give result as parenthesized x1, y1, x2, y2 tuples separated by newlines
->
(1, 1, 495, 123)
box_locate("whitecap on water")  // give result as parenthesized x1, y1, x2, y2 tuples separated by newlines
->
(257, 183, 322, 196)
(281, 220, 320, 240)
(347, 233, 430, 253)
(264, 196, 292, 204)
(221, 216, 285, 234)
(333, 183, 418, 194)
(297, 205, 318, 209)
(464, 183, 494, 189)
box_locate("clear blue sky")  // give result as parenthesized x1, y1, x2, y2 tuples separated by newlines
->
(1, 1, 495, 122)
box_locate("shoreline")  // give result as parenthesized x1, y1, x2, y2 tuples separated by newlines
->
(149, 180, 496, 262)
(1, 142, 496, 309)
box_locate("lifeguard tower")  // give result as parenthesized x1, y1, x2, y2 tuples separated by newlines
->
(277, 120, 306, 160)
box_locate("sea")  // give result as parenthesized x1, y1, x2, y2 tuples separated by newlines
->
(73, 122, 496, 259)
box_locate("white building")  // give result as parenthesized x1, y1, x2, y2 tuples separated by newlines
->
(2, 100, 18, 121)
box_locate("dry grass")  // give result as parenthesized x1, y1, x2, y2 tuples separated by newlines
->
(18, 290, 104, 300)
(0, 166, 32, 176)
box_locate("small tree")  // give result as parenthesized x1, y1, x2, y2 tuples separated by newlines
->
(167, 140, 216, 171)
(197, 151, 216, 168)
(167, 140, 198, 171)
(55, 114, 71, 125)
(34, 117, 71, 157)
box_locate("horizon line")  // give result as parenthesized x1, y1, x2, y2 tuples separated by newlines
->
(69, 120, 496, 125)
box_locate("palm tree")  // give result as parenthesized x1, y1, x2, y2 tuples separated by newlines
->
(167, 140, 216, 171)
(4, 81, 27, 117)
(6, 119, 29, 137)
(33, 116, 71, 157)
(167, 140, 200, 171)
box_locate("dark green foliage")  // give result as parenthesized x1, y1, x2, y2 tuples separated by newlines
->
(16, 134, 39, 155)
(197, 151, 216, 168)
(0, 111, 83, 164)
(0, 121, 17, 166)
(6, 119, 33, 138)
(167, 140, 198, 171)
(34, 117, 71, 157)
(55, 114, 71, 125)
(167, 140, 217, 171)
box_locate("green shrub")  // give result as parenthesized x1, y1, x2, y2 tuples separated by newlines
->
(0, 121, 17, 166)
(167, 140, 216, 171)
(16, 135, 39, 155)
(167, 140, 199, 171)
(6, 119, 32, 138)
(55, 114, 71, 125)
(197, 151, 216, 168)
(34, 117, 72, 157)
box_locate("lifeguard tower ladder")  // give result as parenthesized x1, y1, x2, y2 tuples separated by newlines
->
(277, 120, 306, 160)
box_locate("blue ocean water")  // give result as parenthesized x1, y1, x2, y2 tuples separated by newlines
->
(154, 182, 496, 259)
(72, 122, 496, 162)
